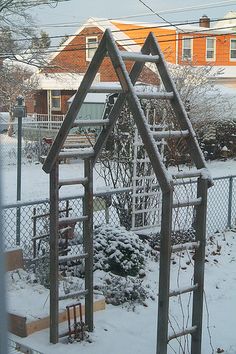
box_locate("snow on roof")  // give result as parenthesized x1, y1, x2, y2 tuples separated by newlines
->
(212, 11, 236, 30)
(33, 72, 100, 90)
(206, 66, 236, 79)
(68, 92, 107, 104)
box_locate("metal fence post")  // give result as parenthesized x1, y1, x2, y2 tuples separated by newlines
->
(227, 176, 233, 229)
(14, 96, 26, 245)
(0, 157, 8, 354)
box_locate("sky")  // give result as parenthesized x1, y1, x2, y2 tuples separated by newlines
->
(31, 0, 236, 39)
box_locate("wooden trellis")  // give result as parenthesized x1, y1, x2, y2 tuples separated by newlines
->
(43, 28, 212, 353)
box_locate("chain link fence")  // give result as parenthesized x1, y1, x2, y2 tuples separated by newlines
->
(0, 120, 60, 167)
(2, 175, 236, 259)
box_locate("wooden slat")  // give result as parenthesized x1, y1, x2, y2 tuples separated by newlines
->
(59, 177, 88, 187)
(172, 169, 204, 179)
(58, 148, 94, 160)
(58, 216, 88, 225)
(172, 197, 202, 208)
(171, 241, 200, 253)
(73, 119, 110, 127)
(137, 91, 174, 100)
(59, 253, 88, 264)
(168, 325, 197, 342)
(169, 284, 198, 297)
(59, 289, 88, 301)
(119, 51, 159, 62)
(152, 130, 189, 139)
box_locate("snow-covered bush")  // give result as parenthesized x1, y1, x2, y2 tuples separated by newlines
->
(94, 225, 148, 276)
(94, 273, 154, 307)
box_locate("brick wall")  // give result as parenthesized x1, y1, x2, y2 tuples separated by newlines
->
(44, 26, 159, 84)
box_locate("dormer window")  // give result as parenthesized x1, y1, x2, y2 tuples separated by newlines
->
(86, 36, 98, 61)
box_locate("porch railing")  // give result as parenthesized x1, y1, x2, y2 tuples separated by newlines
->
(26, 113, 65, 130)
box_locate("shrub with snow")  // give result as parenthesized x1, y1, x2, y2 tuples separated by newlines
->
(94, 273, 154, 307)
(94, 225, 148, 276)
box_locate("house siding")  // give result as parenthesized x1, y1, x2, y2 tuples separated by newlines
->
(178, 33, 236, 65)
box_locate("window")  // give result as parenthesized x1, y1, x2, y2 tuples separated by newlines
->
(230, 39, 236, 60)
(86, 36, 98, 61)
(206, 37, 216, 61)
(51, 90, 61, 111)
(182, 37, 192, 61)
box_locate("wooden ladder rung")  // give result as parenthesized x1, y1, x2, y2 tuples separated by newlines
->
(172, 169, 205, 179)
(58, 148, 94, 159)
(119, 51, 159, 62)
(59, 289, 88, 301)
(58, 216, 88, 225)
(152, 130, 189, 139)
(59, 177, 88, 187)
(169, 284, 198, 297)
(59, 253, 88, 264)
(137, 91, 174, 100)
(172, 197, 202, 208)
(73, 119, 110, 127)
(171, 241, 200, 253)
(32, 233, 49, 241)
(168, 325, 197, 342)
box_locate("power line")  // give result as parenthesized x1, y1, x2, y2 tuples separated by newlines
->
(2, 28, 236, 58)
(7, 14, 236, 45)
(23, 0, 236, 29)
(138, 0, 185, 33)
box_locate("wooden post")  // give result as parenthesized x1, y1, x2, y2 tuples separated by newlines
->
(191, 178, 208, 354)
(156, 191, 173, 354)
(49, 163, 59, 344)
(83, 158, 94, 331)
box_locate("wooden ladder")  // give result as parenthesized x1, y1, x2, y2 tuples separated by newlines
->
(43, 28, 212, 352)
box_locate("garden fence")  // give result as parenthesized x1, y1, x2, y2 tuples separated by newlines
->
(2, 175, 236, 259)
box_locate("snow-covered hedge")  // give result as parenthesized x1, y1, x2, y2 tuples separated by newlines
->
(93, 225, 147, 276)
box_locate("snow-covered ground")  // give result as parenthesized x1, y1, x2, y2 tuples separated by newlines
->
(1, 149, 236, 205)
(9, 230, 236, 354)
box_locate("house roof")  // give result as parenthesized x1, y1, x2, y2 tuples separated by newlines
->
(33, 72, 100, 90)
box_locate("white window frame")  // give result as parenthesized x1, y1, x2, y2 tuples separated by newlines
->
(86, 36, 98, 61)
(230, 39, 236, 61)
(51, 90, 61, 111)
(206, 37, 216, 61)
(182, 37, 193, 61)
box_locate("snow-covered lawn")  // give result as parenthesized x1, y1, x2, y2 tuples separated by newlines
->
(2, 153, 236, 205)
(9, 230, 236, 354)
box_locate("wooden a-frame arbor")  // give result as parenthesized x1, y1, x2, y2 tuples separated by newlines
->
(43, 28, 212, 353)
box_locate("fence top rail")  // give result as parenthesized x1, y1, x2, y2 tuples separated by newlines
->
(2, 174, 236, 210)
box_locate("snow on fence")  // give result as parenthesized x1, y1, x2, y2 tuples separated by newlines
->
(2, 175, 236, 259)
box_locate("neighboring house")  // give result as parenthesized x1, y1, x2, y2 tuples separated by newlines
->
(28, 12, 236, 118)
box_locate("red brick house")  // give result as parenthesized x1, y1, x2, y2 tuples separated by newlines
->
(29, 18, 159, 119)
(29, 13, 236, 118)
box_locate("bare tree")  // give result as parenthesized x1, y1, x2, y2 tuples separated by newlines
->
(0, 0, 64, 66)
(0, 62, 38, 136)
(96, 65, 234, 228)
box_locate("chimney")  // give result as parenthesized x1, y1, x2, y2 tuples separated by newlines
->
(199, 15, 210, 28)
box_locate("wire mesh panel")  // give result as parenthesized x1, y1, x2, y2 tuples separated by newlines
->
(207, 177, 230, 235)
(2, 175, 236, 261)
(232, 176, 236, 228)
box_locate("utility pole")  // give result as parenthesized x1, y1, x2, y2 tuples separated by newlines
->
(14, 96, 26, 245)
